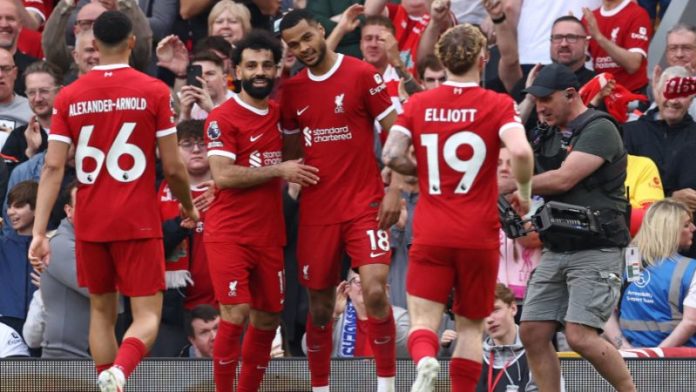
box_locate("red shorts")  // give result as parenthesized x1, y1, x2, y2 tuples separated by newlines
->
(297, 209, 391, 290)
(206, 242, 284, 313)
(407, 244, 498, 319)
(75, 238, 165, 296)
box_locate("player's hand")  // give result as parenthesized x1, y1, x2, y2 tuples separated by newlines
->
(179, 205, 200, 229)
(332, 280, 349, 318)
(178, 89, 196, 120)
(62, 0, 76, 9)
(582, 7, 601, 40)
(28, 235, 51, 272)
(377, 189, 402, 230)
(278, 159, 319, 186)
(193, 180, 216, 212)
(336, 4, 363, 34)
(672, 188, 696, 211)
(440, 329, 457, 347)
(156, 35, 189, 77)
(510, 191, 531, 216)
(24, 116, 42, 158)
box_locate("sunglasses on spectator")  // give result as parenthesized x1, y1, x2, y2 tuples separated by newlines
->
(178, 140, 207, 151)
(550, 34, 588, 43)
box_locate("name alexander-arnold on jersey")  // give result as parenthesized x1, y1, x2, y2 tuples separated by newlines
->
(424, 108, 477, 123)
(68, 97, 148, 116)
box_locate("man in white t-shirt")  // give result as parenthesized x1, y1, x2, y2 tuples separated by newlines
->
(0, 322, 29, 358)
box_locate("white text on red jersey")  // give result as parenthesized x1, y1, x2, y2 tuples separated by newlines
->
(424, 108, 477, 123)
(68, 97, 147, 117)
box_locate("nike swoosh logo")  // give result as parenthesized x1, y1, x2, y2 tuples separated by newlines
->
(297, 106, 309, 116)
(218, 359, 235, 365)
(374, 337, 392, 345)
(250, 134, 263, 142)
(370, 252, 386, 258)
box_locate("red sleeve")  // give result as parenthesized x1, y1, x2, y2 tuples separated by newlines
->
(497, 94, 523, 137)
(360, 65, 395, 123)
(623, 8, 651, 57)
(22, 0, 47, 21)
(47, 90, 73, 144)
(155, 83, 176, 138)
(279, 83, 299, 135)
(205, 109, 238, 162)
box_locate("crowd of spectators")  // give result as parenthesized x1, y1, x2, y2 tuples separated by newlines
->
(0, 0, 695, 388)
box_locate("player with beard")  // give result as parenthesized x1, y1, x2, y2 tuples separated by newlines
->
(279, 9, 401, 392)
(203, 29, 319, 392)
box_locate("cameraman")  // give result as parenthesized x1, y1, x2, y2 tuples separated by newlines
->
(514, 64, 635, 392)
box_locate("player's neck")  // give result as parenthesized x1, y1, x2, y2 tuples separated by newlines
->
(238, 89, 269, 110)
(309, 50, 338, 77)
(447, 68, 481, 85)
(602, 0, 623, 11)
(98, 53, 131, 67)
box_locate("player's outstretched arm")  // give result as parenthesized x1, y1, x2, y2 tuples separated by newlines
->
(29, 140, 70, 271)
(382, 128, 415, 176)
(158, 133, 198, 222)
(209, 156, 319, 189)
(500, 124, 533, 215)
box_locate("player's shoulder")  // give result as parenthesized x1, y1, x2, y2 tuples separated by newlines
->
(342, 56, 378, 76)
(284, 69, 311, 89)
(207, 96, 238, 122)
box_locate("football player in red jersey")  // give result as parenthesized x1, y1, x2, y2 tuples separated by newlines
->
(203, 29, 319, 392)
(383, 24, 533, 392)
(28, 11, 198, 392)
(279, 9, 402, 392)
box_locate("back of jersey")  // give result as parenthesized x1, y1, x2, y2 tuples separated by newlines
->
(49, 65, 176, 242)
(393, 81, 522, 249)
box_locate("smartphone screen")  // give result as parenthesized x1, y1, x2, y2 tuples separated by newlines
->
(187, 64, 203, 88)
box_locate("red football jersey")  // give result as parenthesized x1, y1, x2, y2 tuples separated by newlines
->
(280, 54, 395, 225)
(204, 94, 286, 246)
(392, 81, 522, 249)
(387, 3, 430, 76)
(158, 182, 215, 309)
(49, 64, 176, 242)
(585, 0, 651, 92)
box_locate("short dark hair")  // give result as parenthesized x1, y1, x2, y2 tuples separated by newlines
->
(184, 305, 220, 337)
(24, 60, 62, 86)
(60, 180, 79, 208)
(363, 15, 395, 35)
(416, 53, 444, 80)
(7, 181, 38, 210)
(231, 29, 283, 66)
(177, 119, 204, 141)
(278, 9, 318, 33)
(93, 10, 132, 45)
(551, 15, 587, 34)
(191, 50, 224, 70)
(194, 36, 233, 60)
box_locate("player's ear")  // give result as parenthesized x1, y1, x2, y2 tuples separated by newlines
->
(128, 34, 136, 50)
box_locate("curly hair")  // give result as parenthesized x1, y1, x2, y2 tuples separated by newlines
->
(435, 24, 486, 76)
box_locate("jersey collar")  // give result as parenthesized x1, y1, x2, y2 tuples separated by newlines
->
(308, 53, 344, 82)
(92, 64, 130, 71)
(442, 81, 479, 88)
(600, 0, 631, 17)
(233, 93, 268, 116)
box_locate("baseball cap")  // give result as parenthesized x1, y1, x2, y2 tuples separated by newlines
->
(523, 63, 580, 98)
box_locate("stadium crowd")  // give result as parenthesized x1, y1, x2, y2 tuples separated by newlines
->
(0, 0, 695, 391)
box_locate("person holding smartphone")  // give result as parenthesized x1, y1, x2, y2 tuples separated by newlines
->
(179, 51, 235, 121)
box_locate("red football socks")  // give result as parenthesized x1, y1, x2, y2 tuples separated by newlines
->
(407, 328, 439, 365)
(450, 358, 482, 392)
(367, 310, 396, 377)
(237, 325, 275, 392)
(306, 315, 333, 388)
(95, 362, 113, 375)
(112, 337, 147, 380)
(213, 320, 243, 392)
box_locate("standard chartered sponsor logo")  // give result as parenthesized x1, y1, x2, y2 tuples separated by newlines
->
(303, 126, 352, 147)
(249, 150, 282, 167)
